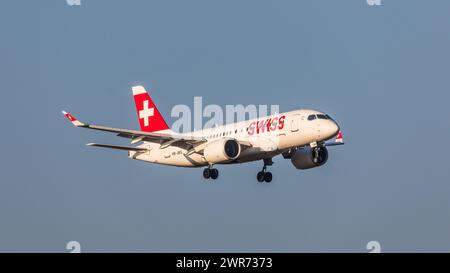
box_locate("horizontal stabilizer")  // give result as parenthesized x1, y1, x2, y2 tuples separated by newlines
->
(86, 143, 148, 152)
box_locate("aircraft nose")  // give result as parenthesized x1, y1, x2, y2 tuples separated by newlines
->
(327, 121, 340, 138)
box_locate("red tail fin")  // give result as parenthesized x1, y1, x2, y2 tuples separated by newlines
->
(131, 86, 169, 132)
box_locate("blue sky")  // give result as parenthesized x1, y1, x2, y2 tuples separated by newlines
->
(0, 0, 449, 252)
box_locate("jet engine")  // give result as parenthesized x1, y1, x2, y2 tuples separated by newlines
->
(203, 139, 241, 164)
(290, 146, 328, 170)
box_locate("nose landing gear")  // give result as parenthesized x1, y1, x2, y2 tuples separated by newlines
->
(257, 158, 273, 183)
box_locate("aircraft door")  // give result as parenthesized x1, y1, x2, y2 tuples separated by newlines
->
(290, 114, 300, 132)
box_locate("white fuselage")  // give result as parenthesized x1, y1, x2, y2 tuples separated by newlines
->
(129, 109, 340, 167)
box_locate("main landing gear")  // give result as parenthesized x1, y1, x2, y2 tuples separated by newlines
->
(203, 166, 219, 180)
(257, 158, 273, 183)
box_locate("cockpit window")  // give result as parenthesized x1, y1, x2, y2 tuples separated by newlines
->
(317, 114, 328, 120)
(307, 115, 316, 121)
(325, 114, 334, 121)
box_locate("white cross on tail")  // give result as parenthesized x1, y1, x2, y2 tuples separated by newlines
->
(139, 100, 154, 127)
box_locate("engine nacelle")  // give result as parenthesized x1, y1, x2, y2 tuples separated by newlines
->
(204, 139, 241, 164)
(290, 146, 328, 170)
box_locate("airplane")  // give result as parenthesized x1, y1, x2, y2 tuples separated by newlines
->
(62, 85, 344, 182)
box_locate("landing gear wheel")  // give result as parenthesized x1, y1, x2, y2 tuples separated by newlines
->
(203, 168, 211, 179)
(257, 158, 274, 183)
(210, 168, 219, 180)
(264, 172, 273, 183)
(257, 171, 265, 182)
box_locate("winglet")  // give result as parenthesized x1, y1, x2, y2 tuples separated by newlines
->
(335, 131, 344, 144)
(62, 111, 85, 127)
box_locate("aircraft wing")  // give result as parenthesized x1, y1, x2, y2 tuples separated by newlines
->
(324, 131, 344, 147)
(62, 111, 206, 147)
